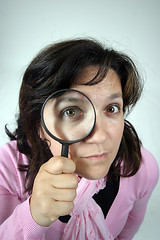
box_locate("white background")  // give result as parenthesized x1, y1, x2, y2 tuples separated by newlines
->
(0, 0, 159, 239)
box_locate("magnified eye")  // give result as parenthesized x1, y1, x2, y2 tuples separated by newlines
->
(63, 108, 77, 117)
(64, 108, 77, 117)
(60, 106, 84, 121)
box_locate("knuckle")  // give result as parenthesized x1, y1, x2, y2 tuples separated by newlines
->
(71, 175, 78, 188)
(39, 162, 47, 172)
(66, 189, 76, 201)
(56, 158, 65, 173)
(70, 189, 77, 201)
(64, 202, 74, 214)
(40, 200, 58, 221)
(40, 201, 51, 217)
(68, 201, 74, 212)
(56, 201, 74, 216)
(34, 189, 44, 199)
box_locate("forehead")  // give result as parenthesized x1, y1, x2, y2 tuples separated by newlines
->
(74, 65, 100, 84)
(72, 66, 122, 98)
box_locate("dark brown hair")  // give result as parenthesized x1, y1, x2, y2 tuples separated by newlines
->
(6, 38, 143, 193)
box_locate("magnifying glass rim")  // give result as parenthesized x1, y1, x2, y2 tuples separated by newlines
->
(41, 88, 96, 145)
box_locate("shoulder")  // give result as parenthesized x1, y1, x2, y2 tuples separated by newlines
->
(0, 140, 29, 167)
(119, 147, 159, 201)
(0, 141, 28, 197)
(140, 147, 159, 184)
(131, 147, 159, 197)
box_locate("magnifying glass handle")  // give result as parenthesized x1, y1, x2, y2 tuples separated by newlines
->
(61, 144, 69, 157)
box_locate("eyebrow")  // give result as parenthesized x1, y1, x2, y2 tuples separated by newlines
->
(54, 97, 85, 108)
(108, 93, 123, 100)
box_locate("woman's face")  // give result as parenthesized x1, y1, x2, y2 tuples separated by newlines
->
(42, 66, 124, 180)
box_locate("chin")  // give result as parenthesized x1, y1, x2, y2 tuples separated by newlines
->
(77, 169, 109, 180)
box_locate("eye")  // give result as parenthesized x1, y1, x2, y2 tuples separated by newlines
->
(105, 104, 120, 114)
(64, 108, 77, 117)
(60, 106, 84, 121)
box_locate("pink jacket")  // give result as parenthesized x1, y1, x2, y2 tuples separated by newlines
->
(0, 141, 159, 240)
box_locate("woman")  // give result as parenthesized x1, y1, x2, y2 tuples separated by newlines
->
(0, 38, 159, 239)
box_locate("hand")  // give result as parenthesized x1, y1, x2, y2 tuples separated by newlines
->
(30, 156, 78, 227)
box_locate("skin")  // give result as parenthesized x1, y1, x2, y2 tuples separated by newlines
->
(30, 67, 124, 227)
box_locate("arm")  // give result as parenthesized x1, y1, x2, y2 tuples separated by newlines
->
(115, 192, 151, 240)
(0, 142, 78, 239)
(0, 194, 47, 240)
(0, 142, 48, 239)
(116, 148, 159, 240)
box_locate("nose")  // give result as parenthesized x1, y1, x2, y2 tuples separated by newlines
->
(84, 115, 108, 144)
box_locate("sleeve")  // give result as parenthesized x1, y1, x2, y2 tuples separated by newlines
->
(116, 148, 159, 240)
(0, 197, 48, 240)
(0, 142, 50, 239)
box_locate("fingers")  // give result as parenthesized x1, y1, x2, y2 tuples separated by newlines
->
(51, 174, 78, 189)
(30, 156, 78, 227)
(53, 201, 74, 217)
(38, 199, 74, 223)
(42, 156, 76, 175)
(50, 186, 77, 202)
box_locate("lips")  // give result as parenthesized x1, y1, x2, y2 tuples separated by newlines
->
(82, 152, 108, 161)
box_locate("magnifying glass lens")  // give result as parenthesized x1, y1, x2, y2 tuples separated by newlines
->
(41, 89, 96, 156)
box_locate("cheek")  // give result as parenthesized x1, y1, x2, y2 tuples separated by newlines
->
(68, 142, 82, 161)
(45, 136, 62, 156)
(50, 140, 62, 156)
(116, 123, 124, 140)
(115, 121, 124, 143)
(108, 119, 124, 153)
(119, 120, 124, 140)
(40, 127, 62, 156)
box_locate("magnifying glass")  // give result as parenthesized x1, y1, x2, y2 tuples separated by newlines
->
(41, 89, 96, 157)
